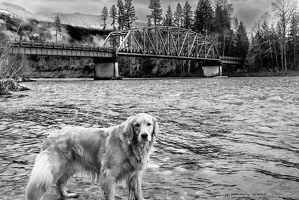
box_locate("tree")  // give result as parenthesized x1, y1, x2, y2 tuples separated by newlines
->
(101, 6, 108, 30)
(235, 21, 249, 58)
(124, 0, 138, 29)
(54, 14, 61, 43)
(213, 0, 233, 56)
(164, 5, 173, 26)
(289, 13, 299, 69)
(247, 13, 280, 71)
(193, 0, 214, 34)
(147, 15, 152, 27)
(182, 0, 193, 29)
(117, 0, 125, 30)
(110, 5, 117, 30)
(174, 3, 183, 27)
(148, 0, 163, 26)
(213, 0, 233, 32)
(272, 0, 298, 71)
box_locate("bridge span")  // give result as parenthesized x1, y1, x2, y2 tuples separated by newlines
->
(8, 26, 244, 79)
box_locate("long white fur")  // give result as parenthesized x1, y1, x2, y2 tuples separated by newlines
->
(26, 151, 54, 200)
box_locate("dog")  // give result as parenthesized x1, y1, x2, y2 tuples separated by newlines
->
(26, 113, 158, 200)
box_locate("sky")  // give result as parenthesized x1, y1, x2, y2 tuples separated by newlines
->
(0, 0, 273, 30)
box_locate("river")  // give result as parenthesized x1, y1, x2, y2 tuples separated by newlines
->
(0, 77, 299, 200)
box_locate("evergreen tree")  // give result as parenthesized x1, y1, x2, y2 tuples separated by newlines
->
(101, 6, 108, 30)
(110, 5, 117, 30)
(148, 0, 163, 26)
(147, 15, 152, 27)
(174, 3, 183, 27)
(235, 21, 249, 58)
(164, 5, 173, 26)
(213, 0, 233, 56)
(193, 0, 214, 34)
(247, 31, 263, 71)
(231, 17, 239, 33)
(117, 0, 125, 30)
(213, 0, 232, 33)
(124, 0, 138, 29)
(182, 0, 193, 29)
(54, 14, 61, 43)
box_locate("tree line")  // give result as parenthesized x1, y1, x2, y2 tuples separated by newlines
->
(101, 0, 250, 61)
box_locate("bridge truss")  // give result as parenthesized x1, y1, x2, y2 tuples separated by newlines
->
(101, 26, 220, 62)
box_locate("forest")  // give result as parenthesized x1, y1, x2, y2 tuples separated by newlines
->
(102, 0, 299, 76)
(102, 0, 250, 77)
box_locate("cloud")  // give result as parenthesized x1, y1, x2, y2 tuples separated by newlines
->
(231, 0, 272, 29)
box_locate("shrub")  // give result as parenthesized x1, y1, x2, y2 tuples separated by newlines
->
(65, 25, 110, 42)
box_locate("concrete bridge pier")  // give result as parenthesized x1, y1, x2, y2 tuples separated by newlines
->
(202, 60, 222, 77)
(93, 58, 120, 80)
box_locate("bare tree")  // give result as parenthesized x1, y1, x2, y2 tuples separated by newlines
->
(271, 0, 298, 71)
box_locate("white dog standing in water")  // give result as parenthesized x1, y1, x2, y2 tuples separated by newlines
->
(26, 113, 159, 200)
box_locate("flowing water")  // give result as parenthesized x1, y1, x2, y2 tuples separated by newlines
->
(0, 77, 299, 200)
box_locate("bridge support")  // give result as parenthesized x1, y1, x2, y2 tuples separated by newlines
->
(94, 58, 120, 80)
(202, 61, 222, 77)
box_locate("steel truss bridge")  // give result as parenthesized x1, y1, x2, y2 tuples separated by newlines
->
(102, 26, 220, 63)
(9, 26, 244, 65)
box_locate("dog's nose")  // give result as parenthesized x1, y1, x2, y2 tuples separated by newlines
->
(141, 133, 148, 139)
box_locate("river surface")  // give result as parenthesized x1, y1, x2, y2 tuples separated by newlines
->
(0, 77, 299, 200)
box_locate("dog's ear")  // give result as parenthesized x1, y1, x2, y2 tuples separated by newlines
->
(123, 116, 135, 142)
(152, 116, 159, 137)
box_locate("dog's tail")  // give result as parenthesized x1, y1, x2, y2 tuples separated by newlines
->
(26, 151, 54, 200)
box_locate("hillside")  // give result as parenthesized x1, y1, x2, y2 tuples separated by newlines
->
(0, 2, 51, 22)
(50, 13, 106, 30)
(0, 2, 146, 30)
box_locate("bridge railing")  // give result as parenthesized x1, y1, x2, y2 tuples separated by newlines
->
(8, 40, 244, 63)
(11, 40, 115, 52)
(220, 56, 244, 61)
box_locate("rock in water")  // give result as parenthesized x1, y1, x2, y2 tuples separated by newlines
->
(0, 78, 30, 95)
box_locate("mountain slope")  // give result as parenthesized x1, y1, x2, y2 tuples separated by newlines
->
(50, 12, 105, 29)
(0, 2, 147, 30)
(0, 2, 51, 22)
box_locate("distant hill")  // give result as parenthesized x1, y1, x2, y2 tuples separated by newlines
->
(0, 2, 147, 30)
(0, 2, 51, 22)
(50, 12, 105, 29)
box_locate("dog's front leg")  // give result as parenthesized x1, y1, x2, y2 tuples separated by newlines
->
(101, 173, 116, 200)
(128, 172, 143, 200)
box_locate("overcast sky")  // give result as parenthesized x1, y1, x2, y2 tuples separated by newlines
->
(1, 0, 273, 30)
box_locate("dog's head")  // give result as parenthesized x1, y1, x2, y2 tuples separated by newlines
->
(123, 113, 159, 143)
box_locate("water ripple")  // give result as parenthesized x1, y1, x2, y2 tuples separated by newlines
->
(0, 77, 299, 199)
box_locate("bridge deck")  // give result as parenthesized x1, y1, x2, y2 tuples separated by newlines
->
(8, 41, 244, 65)
(10, 41, 114, 58)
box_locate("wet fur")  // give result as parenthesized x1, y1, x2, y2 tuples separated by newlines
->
(26, 113, 158, 200)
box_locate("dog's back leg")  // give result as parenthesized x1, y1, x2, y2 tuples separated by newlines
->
(56, 170, 78, 198)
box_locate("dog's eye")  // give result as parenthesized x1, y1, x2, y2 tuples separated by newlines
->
(135, 124, 140, 127)
(147, 123, 152, 126)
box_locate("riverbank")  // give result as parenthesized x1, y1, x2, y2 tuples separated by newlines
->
(27, 67, 299, 79)
(0, 78, 30, 95)
(229, 70, 299, 77)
